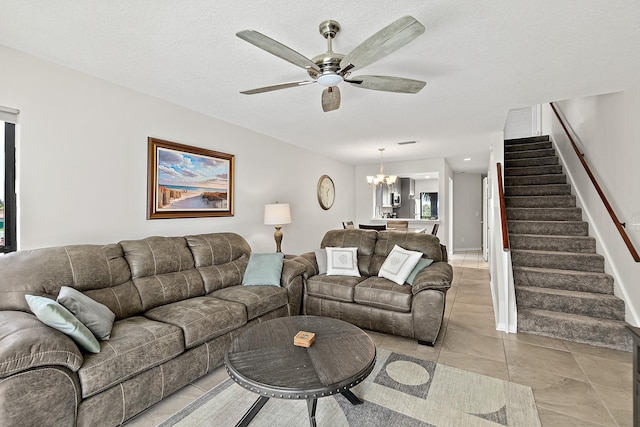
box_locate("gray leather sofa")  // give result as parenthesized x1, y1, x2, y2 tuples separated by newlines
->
(0, 232, 305, 426)
(293, 229, 453, 346)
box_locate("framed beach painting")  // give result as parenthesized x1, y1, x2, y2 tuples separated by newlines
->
(147, 138, 234, 219)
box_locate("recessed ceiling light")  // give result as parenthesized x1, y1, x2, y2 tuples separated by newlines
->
(463, 158, 471, 161)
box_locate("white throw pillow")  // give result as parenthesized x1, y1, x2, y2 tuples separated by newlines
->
(326, 247, 360, 277)
(378, 245, 423, 285)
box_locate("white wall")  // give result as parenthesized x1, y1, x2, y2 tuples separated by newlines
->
(0, 46, 354, 254)
(542, 91, 640, 325)
(453, 173, 483, 251)
(415, 179, 439, 194)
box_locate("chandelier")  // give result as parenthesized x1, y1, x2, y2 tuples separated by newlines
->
(366, 148, 397, 187)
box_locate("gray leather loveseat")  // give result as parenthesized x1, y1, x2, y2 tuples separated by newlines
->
(293, 229, 452, 346)
(0, 232, 304, 426)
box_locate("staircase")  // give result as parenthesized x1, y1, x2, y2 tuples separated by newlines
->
(504, 135, 631, 351)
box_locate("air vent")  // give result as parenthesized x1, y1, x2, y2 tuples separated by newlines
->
(397, 140, 416, 145)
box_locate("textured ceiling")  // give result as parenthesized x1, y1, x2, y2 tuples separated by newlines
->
(1, 1, 639, 172)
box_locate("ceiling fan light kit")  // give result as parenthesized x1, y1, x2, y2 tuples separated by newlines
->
(236, 16, 426, 112)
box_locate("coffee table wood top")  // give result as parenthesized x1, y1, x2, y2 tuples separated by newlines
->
(225, 315, 376, 400)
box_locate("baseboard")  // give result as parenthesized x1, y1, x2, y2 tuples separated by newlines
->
(454, 247, 482, 252)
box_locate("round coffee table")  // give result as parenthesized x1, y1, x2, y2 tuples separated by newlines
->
(224, 315, 376, 427)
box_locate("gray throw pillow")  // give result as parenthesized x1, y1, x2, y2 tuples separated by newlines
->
(57, 286, 116, 340)
(242, 253, 284, 286)
(25, 294, 100, 353)
(314, 249, 328, 274)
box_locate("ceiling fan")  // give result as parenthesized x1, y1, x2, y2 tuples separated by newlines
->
(236, 16, 426, 112)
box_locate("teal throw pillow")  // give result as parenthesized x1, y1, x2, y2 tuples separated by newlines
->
(25, 294, 101, 353)
(406, 258, 434, 285)
(242, 253, 285, 286)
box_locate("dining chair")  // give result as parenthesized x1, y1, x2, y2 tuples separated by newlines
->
(342, 221, 355, 229)
(386, 220, 409, 230)
(431, 223, 439, 235)
(358, 224, 387, 231)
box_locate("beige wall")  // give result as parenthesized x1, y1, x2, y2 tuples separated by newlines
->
(0, 46, 355, 254)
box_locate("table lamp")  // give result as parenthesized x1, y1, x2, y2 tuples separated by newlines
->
(264, 202, 291, 253)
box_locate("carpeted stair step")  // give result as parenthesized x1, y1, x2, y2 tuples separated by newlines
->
(511, 249, 604, 272)
(507, 207, 582, 221)
(505, 174, 566, 186)
(505, 184, 571, 196)
(504, 135, 550, 145)
(506, 148, 556, 160)
(505, 156, 558, 168)
(505, 141, 553, 153)
(513, 266, 614, 294)
(505, 195, 576, 208)
(509, 234, 596, 253)
(504, 164, 563, 176)
(517, 308, 631, 352)
(515, 286, 625, 321)
(507, 220, 588, 236)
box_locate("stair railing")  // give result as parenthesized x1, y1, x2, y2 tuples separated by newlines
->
(550, 102, 640, 262)
(496, 162, 510, 251)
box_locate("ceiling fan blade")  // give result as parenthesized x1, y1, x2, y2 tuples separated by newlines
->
(340, 16, 425, 73)
(240, 80, 316, 95)
(236, 30, 320, 72)
(347, 75, 426, 93)
(322, 87, 341, 112)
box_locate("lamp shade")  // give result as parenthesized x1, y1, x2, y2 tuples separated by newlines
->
(264, 203, 291, 225)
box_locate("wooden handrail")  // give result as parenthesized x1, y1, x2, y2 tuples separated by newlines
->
(496, 162, 510, 251)
(550, 102, 640, 262)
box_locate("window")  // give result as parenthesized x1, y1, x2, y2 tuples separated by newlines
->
(1, 107, 17, 253)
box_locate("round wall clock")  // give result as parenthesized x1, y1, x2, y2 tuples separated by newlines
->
(317, 175, 335, 210)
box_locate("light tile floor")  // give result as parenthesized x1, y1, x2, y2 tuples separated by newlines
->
(126, 250, 632, 427)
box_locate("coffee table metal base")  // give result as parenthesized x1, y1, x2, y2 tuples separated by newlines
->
(235, 391, 363, 427)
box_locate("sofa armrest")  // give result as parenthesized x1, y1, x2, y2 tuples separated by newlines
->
(289, 252, 319, 278)
(281, 259, 306, 315)
(0, 311, 83, 379)
(411, 261, 453, 295)
(280, 259, 306, 288)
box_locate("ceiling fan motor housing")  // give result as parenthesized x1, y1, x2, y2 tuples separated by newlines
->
(310, 20, 346, 85)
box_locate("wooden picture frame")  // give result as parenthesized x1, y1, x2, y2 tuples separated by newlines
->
(147, 137, 234, 219)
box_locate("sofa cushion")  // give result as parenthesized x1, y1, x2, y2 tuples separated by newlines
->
(210, 285, 288, 320)
(57, 286, 116, 340)
(320, 229, 377, 276)
(306, 274, 367, 303)
(25, 295, 100, 353)
(131, 269, 206, 312)
(120, 236, 195, 279)
(0, 243, 131, 313)
(354, 277, 413, 313)
(84, 281, 144, 321)
(144, 297, 247, 348)
(78, 316, 184, 398)
(185, 232, 252, 268)
(242, 253, 284, 286)
(196, 256, 249, 293)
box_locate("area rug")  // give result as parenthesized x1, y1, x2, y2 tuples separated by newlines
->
(159, 349, 540, 426)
